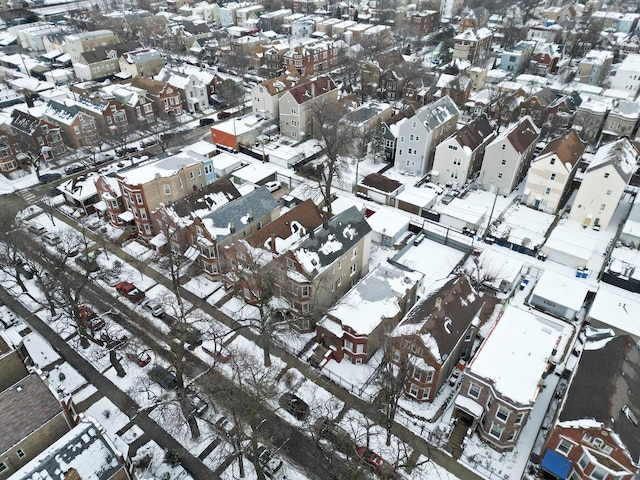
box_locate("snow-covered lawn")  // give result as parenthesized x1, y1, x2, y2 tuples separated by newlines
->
(122, 240, 156, 262)
(490, 203, 555, 248)
(183, 275, 223, 299)
(133, 440, 195, 480)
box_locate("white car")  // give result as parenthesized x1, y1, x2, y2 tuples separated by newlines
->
(265, 181, 281, 192)
(141, 298, 165, 317)
(42, 232, 61, 245)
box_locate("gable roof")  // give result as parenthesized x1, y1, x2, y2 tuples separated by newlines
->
(259, 71, 304, 95)
(360, 172, 403, 193)
(244, 199, 323, 253)
(536, 130, 585, 170)
(287, 76, 336, 105)
(294, 206, 372, 274)
(169, 177, 241, 218)
(0, 374, 65, 455)
(10, 109, 43, 135)
(200, 186, 278, 242)
(499, 115, 540, 154)
(131, 76, 170, 95)
(586, 137, 637, 183)
(393, 275, 494, 364)
(453, 114, 494, 151)
(527, 87, 558, 107)
(558, 335, 640, 460)
(414, 95, 460, 132)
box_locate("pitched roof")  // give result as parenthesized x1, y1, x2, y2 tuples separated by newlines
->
(537, 130, 585, 170)
(360, 172, 403, 193)
(501, 115, 540, 154)
(527, 87, 557, 107)
(453, 114, 494, 151)
(244, 199, 323, 253)
(169, 177, 241, 217)
(393, 275, 495, 364)
(586, 137, 637, 183)
(260, 71, 304, 95)
(131, 76, 169, 95)
(287, 76, 336, 105)
(0, 374, 65, 454)
(414, 95, 460, 132)
(294, 206, 372, 274)
(558, 335, 640, 460)
(10, 109, 41, 134)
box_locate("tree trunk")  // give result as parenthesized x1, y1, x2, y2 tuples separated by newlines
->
(262, 330, 272, 367)
(110, 349, 126, 377)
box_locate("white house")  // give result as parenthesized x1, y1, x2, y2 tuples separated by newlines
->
(569, 138, 637, 230)
(432, 114, 495, 187)
(522, 130, 585, 213)
(587, 286, 640, 342)
(154, 68, 208, 113)
(530, 269, 590, 320)
(251, 73, 302, 120)
(609, 53, 640, 96)
(393, 96, 459, 177)
(479, 116, 540, 195)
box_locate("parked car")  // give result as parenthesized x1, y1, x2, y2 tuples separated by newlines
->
(149, 365, 177, 389)
(75, 254, 100, 273)
(116, 146, 138, 157)
(256, 445, 284, 479)
(356, 447, 395, 478)
(135, 352, 151, 367)
(187, 390, 209, 418)
(28, 223, 47, 235)
(265, 180, 281, 192)
(201, 341, 231, 363)
(38, 173, 62, 184)
(42, 232, 61, 246)
(141, 297, 165, 317)
(199, 117, 216, 126)
(316, 418, 354, 454)
(279, 392, 310, 420)
(170, 322, 201, 346)
(140, 139, 158, 149)
(214, 414, 235, 435)
(64, 163, 85, 175)
(16, 260, 35, 280)
(99, 272, 121, 287)
(441, 193, 455, 205)
(77, 305, 105, 331)
(217, 111, 232, 120)
(115, 281, 146, 303)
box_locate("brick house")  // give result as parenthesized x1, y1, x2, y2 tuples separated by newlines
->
(523, 130, 585, 213)
(154, 68, 209, 113)
(572, 96, 610, 145)
(42, 100, 98, 150)
(452, 28, 493, 65)
(283, 40, 340, 77)
(0, 374, 76, 479)
(453, 306, 562, 451)
(518, 88, 580, 136)
(314, 262, 422, 366)
(0, 135, 21, 173)
(390, 275, 495, 402)
(130, 76, 183, 117)
(94, 175, 130, 230)
(408, 10, 439, 34)
(116, 150, 214, 240)
(106, 84, 156, 127)
(10, 110, 65, 161)
(75, 95, 129, 136)
(540, 335, 639, 480)
(252, 42, 291, 78)
(529, 43, 564, 75)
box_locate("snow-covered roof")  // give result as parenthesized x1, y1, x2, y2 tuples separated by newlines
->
(365, 207, 409, 237)
(465, 249, 524, 290)
(321, 262, 423, 336)
(438, 198, 487, 225)
(117, 150, 208, 184)
(232, 162, 277, 184)
(532, 269, 590, 312)
(585, 137, 637, 183)
(185, 140, 217, 157)
(543, 222, 598, 262)
(468, 305, 560, 405)
(394, 186, 437, 208)
(588, 285, 640, 339)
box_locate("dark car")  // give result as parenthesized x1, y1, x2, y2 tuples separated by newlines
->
(187, 390, 209, 418)
(170, 322, 202, 346)
(16, 260, 35, 280)
(279, 392, 310, 420)
(217, 111, 232, 120)
(115, 281, 146, 303)
(38, 173, 62, 184)
(76, 305, 105, 331)
(140, 139, 159, 149)
(199, 117, 216, 126)
(149, 365, 177, 390)
(64, 163, 85, 175)
(75, 254, 100, 273)
(116, 146, 138, 157)
(316, 418, 354, 454)
(356, 447, 395, 478)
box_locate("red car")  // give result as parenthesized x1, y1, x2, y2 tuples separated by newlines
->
(76, 305, 105, 331)
(356, 447, 395, 478)
(128, 351, 152, 367)
(115, 281, 146, 303)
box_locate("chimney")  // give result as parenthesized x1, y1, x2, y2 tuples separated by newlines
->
(322, 218, 329, 229)
(435, 297, 442, 310)
(229, 221, 235, 233)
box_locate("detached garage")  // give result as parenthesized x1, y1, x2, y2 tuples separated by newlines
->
(540, 224, 598, 269)
(366, 207, 410, 246)
(530, 269, 590, 320)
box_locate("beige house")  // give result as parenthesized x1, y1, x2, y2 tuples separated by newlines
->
(569, 138, 637, 230)
(118, 48, 164, 78)
(278, 76, 338, 141)
(523, 130, 585, 213)
(63, 30, 118, 64)
(479, 116, 540, 195)
(577, 49, 614, 86)
(432, 114, 495, 186)
(251, 72, 304, 120)
(452, 28, 493, 65)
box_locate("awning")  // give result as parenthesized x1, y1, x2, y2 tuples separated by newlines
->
(149, 232, 167, 248)
(540, 449, 572, 480)
(94, 200, 107, 212)
(454, 395, 484, 418)
(118, 211, 134, 222)
(184, 245, 200, 261)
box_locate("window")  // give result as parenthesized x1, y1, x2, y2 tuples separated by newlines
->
(198, 169, 202, 177)
(135, 193, 143, 204)
(140, 210, 147, 220)
(16, 449, 26, 458)
(392, 349, 401, 362)
(582, 434, 593, 443)
(413, 368, 422, 381)
(515, 412, 525, 425)
(0, 463, 7, 473)
(286, 258, 295, 269)
(410, 134, 414, 141)
(489, 423, 503, 440)
(501, 144, 506, 150)
(352, 247, 358, 258)
(448, 145, 458, 150)
(545, 187, 551, 194)
(190, 171, 195, 180)
(291, 120, 298, 126)
(410, 384, 419, 397)
(501, 159, 506, 165)
(468, 383, 481, 398)
(301, 285, 310, 296)
(550, 158, 556, 165)
(144, 224, 151, 234)
(164, 185, 171, 195)
(592, 438, 604, 448)
(497, 172, 503, 179)
(344, 339, 354, 351)
(578, 454, 589, 470)
(604, 172, 609, 178)
(425, 370, 434, 383)
(350, 264, 357, 276)
(496, 406, 510, 422)
(557, 438, 573, 455)
(550, 173, 556, 180)
(356, 343, 364, 353)
(606, 189, 612, 195)
(600, 203, 606, 211)
(290, 108, 297, 114)
(292, 131, 297, 138)
(204, 165, 212, 174)
(591, 466, 606, 480)
(337, 278, 342, 287)
(400, 136, 405, 143)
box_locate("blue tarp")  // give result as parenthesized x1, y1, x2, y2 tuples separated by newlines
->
(541, 449, 572, 479)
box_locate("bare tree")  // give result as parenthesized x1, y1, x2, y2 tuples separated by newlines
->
(216, 78, 245, 112)
(307, 96, 364, 219)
